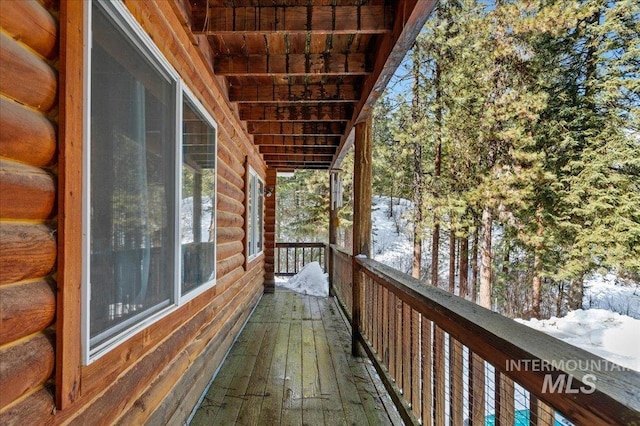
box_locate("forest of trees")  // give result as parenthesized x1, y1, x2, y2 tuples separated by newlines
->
(277, 0, 639, 320)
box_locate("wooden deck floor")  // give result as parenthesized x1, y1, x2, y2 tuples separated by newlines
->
(190, 291, 402, 426)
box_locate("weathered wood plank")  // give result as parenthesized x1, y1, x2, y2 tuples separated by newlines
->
(0, 280, 55, 345)
(240, 103, 352, 121)
(0, 223, 56, 285)
(311, 298, 347, 425)
(119, 287, 262, 425)
(0, 159, 55, 220)
(230, 84, 359, 103)
(215, 53, 369, 76)
(257, 297, 290, 424)
(248, 121, 345, 136)
(0, 32, 57, 112)
(0, 331, 55, 410)
(196, 6, 393, 34)
(0, 97, 56, 167)
(0, 0, 58, 59)
(260, 146, 337, 155)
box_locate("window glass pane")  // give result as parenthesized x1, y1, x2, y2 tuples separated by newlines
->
(89, 5, 176, 349)
(257, 180, 264, 252)
(248, 174, 255, 256)
(181, 99, 216, 295)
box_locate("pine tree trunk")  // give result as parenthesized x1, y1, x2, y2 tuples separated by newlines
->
(567, 276, 584, 311)
(479, 206, 493, 309)
(449, 231, 456, 294)
(532, 205, 544, 318)
(411, 42, 423, 280)
(431, 59, 443, 287)
(459, 235, 469, 299)
(472, 226, 479, 302)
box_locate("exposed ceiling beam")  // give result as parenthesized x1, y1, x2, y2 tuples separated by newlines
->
(267, 163, 330, 170)
(254, 135, 341, 146)
(229, 84, 360, 103)
(259, 146, 337, 155)
(214, 53, 370, 76)
(193, 6, 393, 34)
(247, 121, 346, 136)
(239, 103, 352, 121)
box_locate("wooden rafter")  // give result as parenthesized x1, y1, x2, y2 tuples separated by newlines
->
(254, 135, 341, 146)
(194, 6, 393, 34)
(259, 146, 337, 155)
(247, 121, 346, 136)
(214, 53, 370, 76)
(239, 104, 352, 121)
(229, 84, 359, 103)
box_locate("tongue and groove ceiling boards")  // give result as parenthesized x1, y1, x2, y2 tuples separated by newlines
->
(187, 0, 437, 170)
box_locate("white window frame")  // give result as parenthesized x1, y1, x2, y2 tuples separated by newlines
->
(247, 167, 264, 260)
(82, 0, 218, 364)
(178, 85, 218, 303)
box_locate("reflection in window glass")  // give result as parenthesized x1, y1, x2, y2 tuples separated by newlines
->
(89, 4, 176, 351)
(181, 99, 216, 295)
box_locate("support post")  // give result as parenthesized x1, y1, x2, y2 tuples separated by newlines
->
(264, 168, 277, 292)
(352, 117, 372, 356)
(329, 170, 340, 296)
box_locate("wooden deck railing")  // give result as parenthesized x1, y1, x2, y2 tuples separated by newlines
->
(329, 245, 640, 425)
(274, 242, 327, 276)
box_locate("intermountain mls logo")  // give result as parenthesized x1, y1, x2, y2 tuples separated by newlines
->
(505, 359, 629, 394)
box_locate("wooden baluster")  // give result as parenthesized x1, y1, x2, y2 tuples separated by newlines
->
(395, 297, 403, 391)
(530, 395, 554, 426)
(421, 317, 433, 426)
(450, 338, 464, 425)
(411, 309, 421, 419)
(469, 352, 485, 425)
(434, 326, 446, 425)
(402, 301, 411, 402)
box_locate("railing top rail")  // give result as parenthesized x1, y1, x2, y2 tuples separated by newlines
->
(276, 242, 327, 248)
(330, 243, 352, 257)
(354, 256, 640, 425)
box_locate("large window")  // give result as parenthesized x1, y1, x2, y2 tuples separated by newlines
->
(83, 1, 217, 363)
(247, 168, 264, 258)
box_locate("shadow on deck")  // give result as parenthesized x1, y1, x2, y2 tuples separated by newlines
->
(189, 290, 402, 425)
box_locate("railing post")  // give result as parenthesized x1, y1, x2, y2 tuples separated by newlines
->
(352, 117, 372, 357)
(329, 170, 340, 296)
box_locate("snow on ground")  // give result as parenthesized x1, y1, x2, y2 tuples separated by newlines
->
(371, 196, 414, 274)
(276, 261, 329, 297)
(583, 272, 640, 318)
(516, 309, 640, 371)
(369, 195, 640, 372)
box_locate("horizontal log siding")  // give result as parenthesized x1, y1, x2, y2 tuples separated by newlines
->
(1, 0, 267, 424)
(0, 0, 59, 418)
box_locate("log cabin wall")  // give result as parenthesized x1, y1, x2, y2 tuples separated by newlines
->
(0, 0, 267, 424)
(0, 0, 59, 418)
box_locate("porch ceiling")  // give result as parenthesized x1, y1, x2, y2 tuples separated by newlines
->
(187, 0, 437, 171)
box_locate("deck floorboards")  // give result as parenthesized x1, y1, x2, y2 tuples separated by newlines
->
(190, 291, 402, 426)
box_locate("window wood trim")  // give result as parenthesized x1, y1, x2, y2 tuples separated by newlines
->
(57, 0, 85, 409)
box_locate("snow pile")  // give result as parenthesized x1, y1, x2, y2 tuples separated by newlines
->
(583, 273, 640, 318)
(516, 309, 640, 371)
(276, 262, 329, 297)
